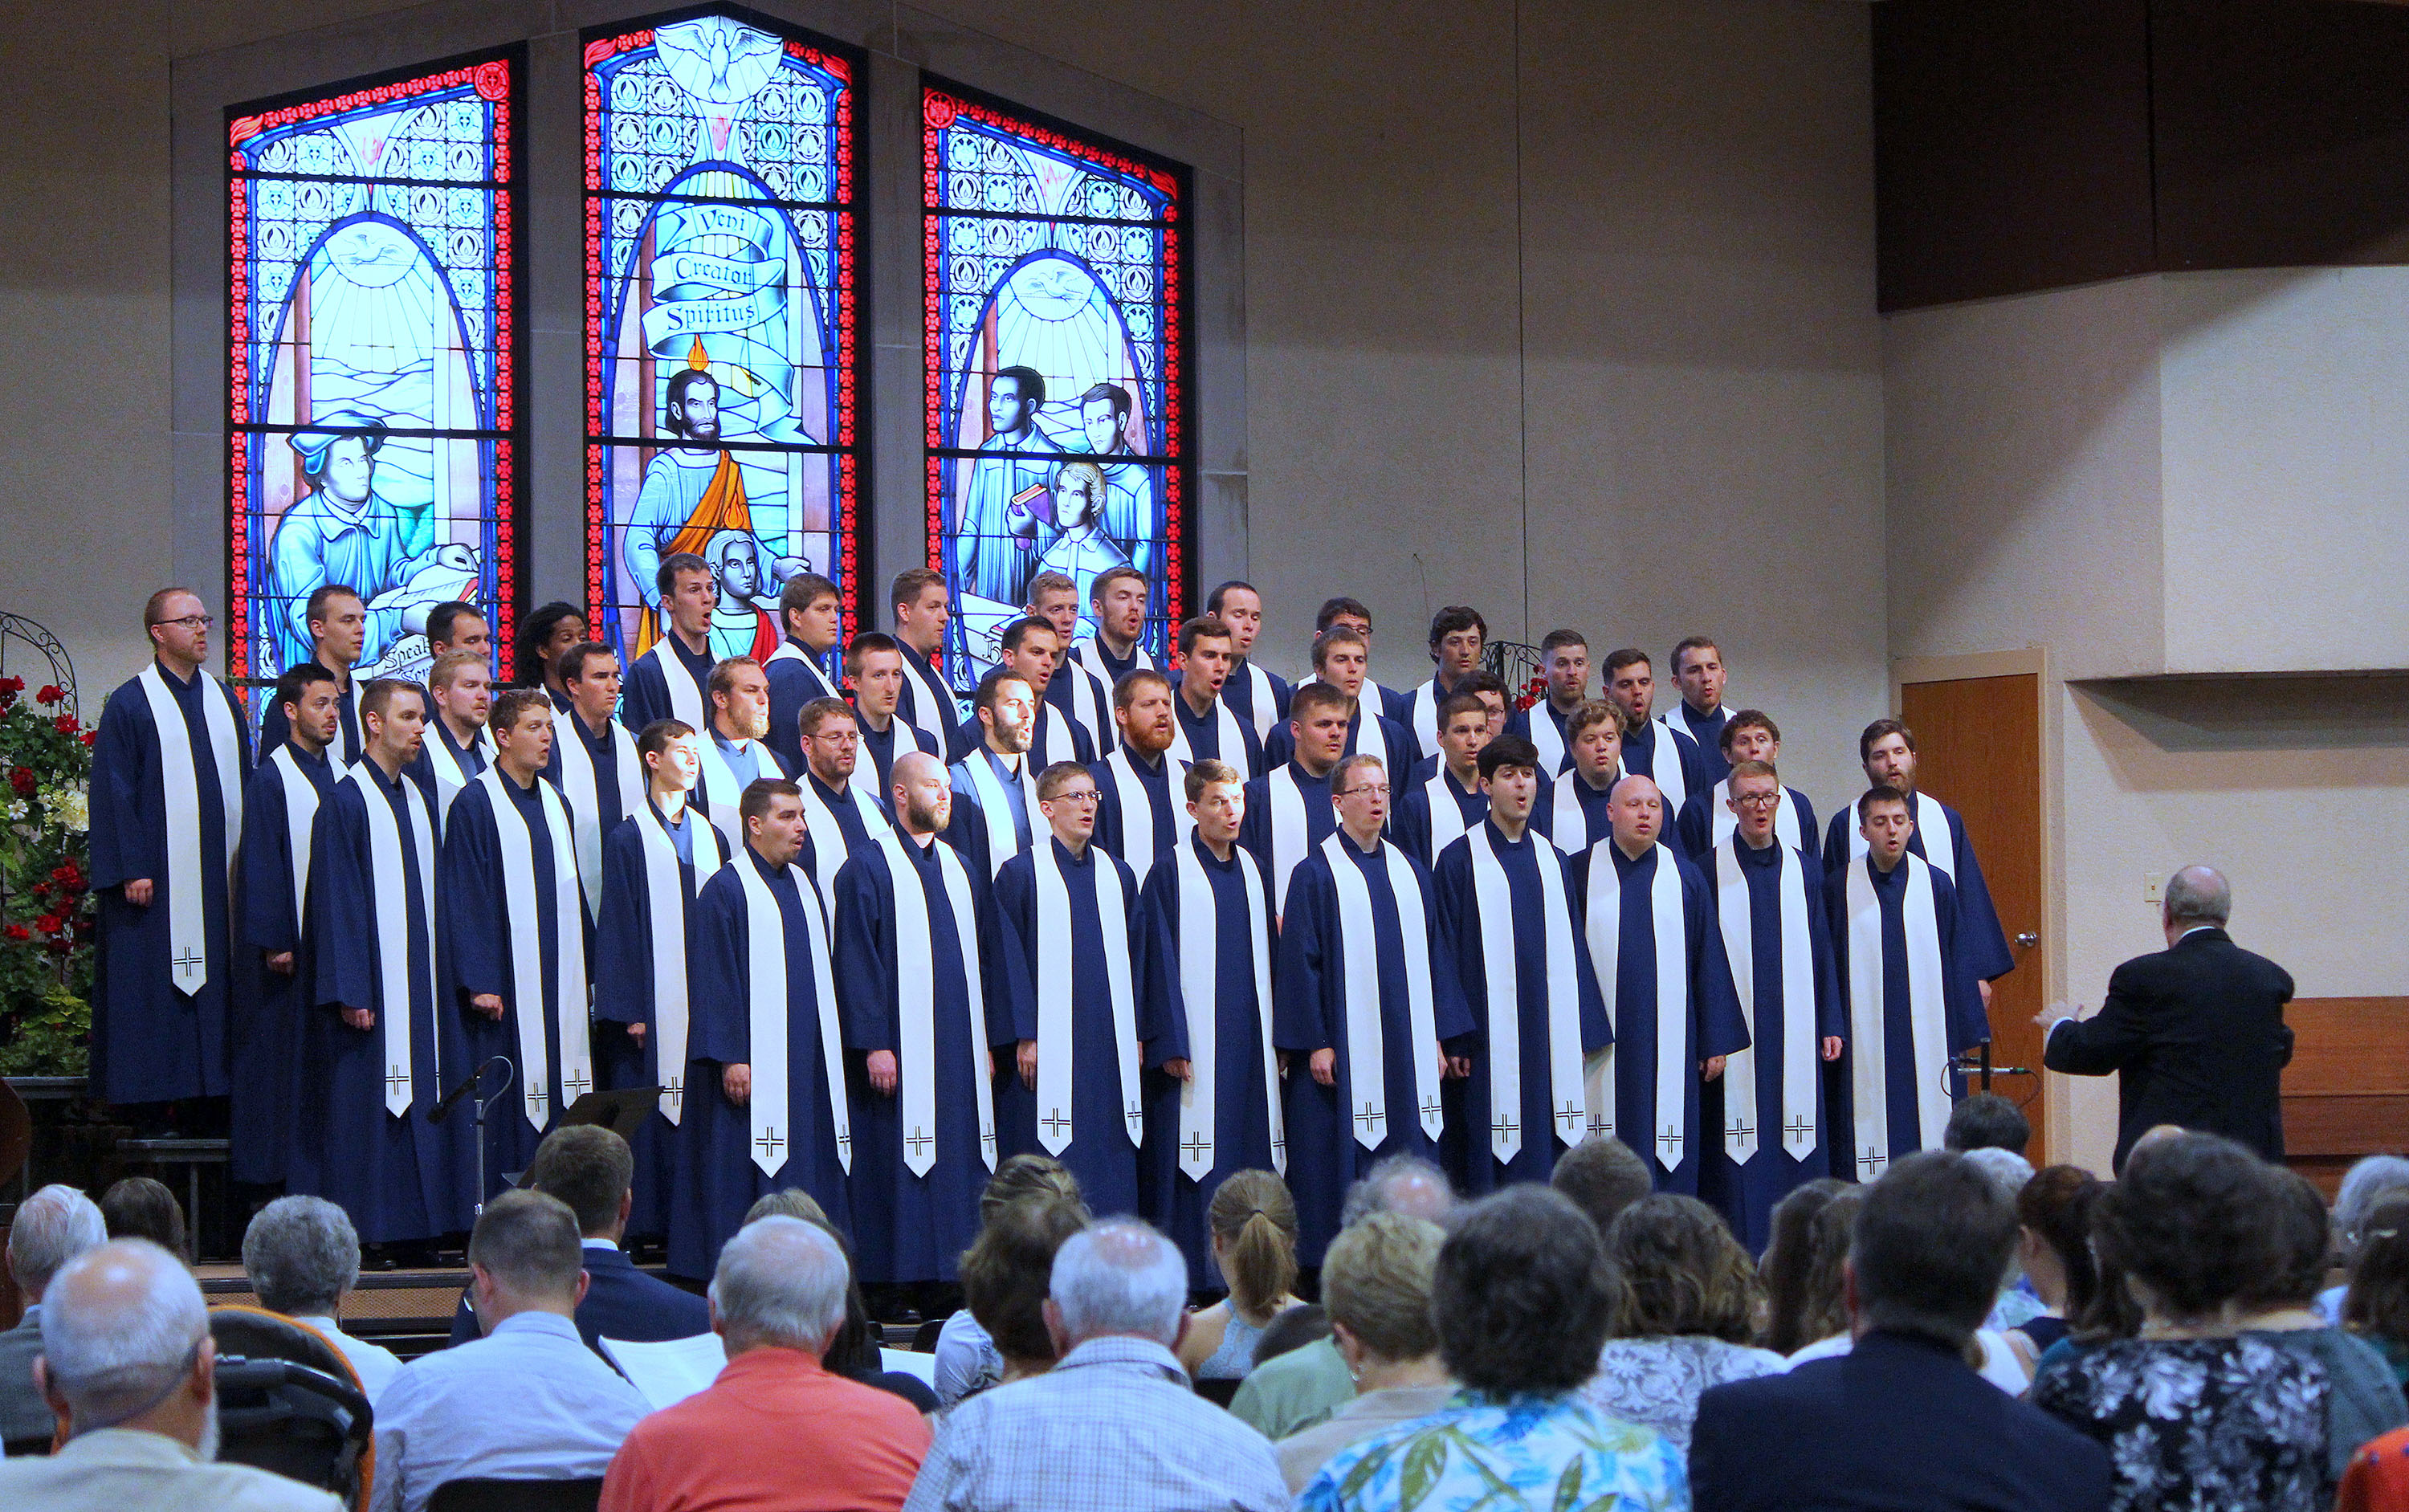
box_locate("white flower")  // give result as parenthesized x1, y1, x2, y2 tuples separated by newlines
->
(52, 789, 87, 833)
(4, 798, 24, 824)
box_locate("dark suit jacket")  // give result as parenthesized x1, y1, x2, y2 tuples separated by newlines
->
(0, 1306, 51, 1449)
(2043, 926, 2294, 1169)
(1690, 1331, 2109, 1512)
(448, 1242, 711, 1356)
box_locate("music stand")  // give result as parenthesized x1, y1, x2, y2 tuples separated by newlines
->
(558, 1086, 661, 1140)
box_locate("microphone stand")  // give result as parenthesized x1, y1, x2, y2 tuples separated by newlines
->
(434, 1055, 517, 1220)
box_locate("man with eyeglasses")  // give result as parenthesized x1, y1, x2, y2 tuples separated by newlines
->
(993, 761, 1148, 1219)
(89, 588, 255, 1121)
(789, 696, 893, 908)
(1273, 753, 1475, 1264)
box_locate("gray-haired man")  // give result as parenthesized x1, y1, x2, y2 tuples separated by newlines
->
(241, 1196, 400, 1404)
(0, 1184, 106, 1449)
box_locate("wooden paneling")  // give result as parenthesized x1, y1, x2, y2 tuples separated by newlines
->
(2282, 996, 2409, 1196)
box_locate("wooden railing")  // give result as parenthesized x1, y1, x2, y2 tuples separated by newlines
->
(2284, 996, 2409, 1197)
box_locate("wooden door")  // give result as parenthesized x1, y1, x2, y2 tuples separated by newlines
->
(1900, 674, 2047, 1163)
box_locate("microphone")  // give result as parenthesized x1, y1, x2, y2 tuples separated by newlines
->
(430, 1056, 512, 1124)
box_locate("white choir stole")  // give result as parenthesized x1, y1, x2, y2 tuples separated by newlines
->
(696, 735, 784, 850)
(1421, 769, 1476, 860)
(1465, 825, 1584, 1165)
(642, 640, 709, 731)
(1584, 842, 1689, 1171)
(877, 831, 998, 1177)
(137, 664, 243, 997)
(1236, 662, 1281, 745)
(1547, 762, 1626, 857)
(1320, 833, 1444, 1151)
(1168, 692, 1249, 775)
(477, 767, 592, 1131)
(1842, 791, 1956, 880)
(1525, 703, 1569, 776)
(1102, 748, 1193, 878)
(959, 752, 1041, 880)
(552, 707, 642, 919)
(344, 760, 437, 1118)
(632, 801, 726, 1126)
(1841, 854, 1949, 1178)
(1645, 716, 1694, 817)
(1173, 841, 1282, 1179)
(1266, 766, 1311, 915)
(798, 776, 890, 907)
(1031, 842, 1141, 1155)
(729, 850, 850, 1178)
(266, 746, 321, 924)
(1713, 841, 1819, 1164)
(422, 724, 495, 826)
(899, 649, 956, 746)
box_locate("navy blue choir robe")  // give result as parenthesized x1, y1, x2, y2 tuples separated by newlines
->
(1535, 769, 1619, 856)
(833, 834, 1017, 1282)
(672, 842, 851, 1280)
(1503, 701, 1577, 776)
(410, 715, 492, 828)
(944, 749, 1038, 880)
(1698, 837, 1845, 1252)
(1394, 765, 1488, 869)
(1274, 836, 1475, 1263)
(1135, 835, 1282, 1278)
(1662, 703, 1732, 786)
(1390, 674, 1482, 768)
(764, 638, 840, 776)
(946, 700, 1093, 769)
(441, 770, 592, 1195)
(1620, 718, 1710, 841)
(259, 671, 362, 769)
(1433, 822, 1610, 1193)
(1571, 842, 1750, 1196)
(1263, 705, 1414, 785)
(855, 713, 940, 806)
(593, 800, 729, 1237)
(300, 762, 474, 1241)
(1046, 660, 1116, 760)
(1679, 780, 1822, 875)
(1091, 748, 1186, 878)
(993, 838, 1152, 1220)
(544, 708, 634, 846)
(1222, 659, 1292, 749)
(799, 771, 887, 890)
(1823, 856, 1987, 1183)
(894, 644, 959, 751)
(1166, 680, 1266, 779)
(619, 632, 714, 733)
(1822, 796, 2016, 984)
(88, 662, 254, 1104)
(1237, 760, 1339, 919)
(233, 743, 337, 1184)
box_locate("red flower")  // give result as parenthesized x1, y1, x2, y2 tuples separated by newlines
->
(27, 882, 47, 900)
(35, 914, 59, 935)
(2, 924, 26, 943)
(8, 768, 34, 798)
(0, 675, 22, 695)
(44, 935, 70, 955)
(35, 684, 62, 706)
(53, 715, 77, 736)
(78, 731, 95, 747)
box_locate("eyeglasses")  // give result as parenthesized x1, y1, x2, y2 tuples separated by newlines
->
(1047, 789, 1102, 806)
(150, 614, 214, 630)
(1337, 784, 1391, 798)
(1732, 791, 1783, 809)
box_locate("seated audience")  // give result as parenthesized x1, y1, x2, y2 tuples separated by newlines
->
(240, 1196, 402, 1402)
(0, 1237, 339, 1509)
(2329, 1157, 2409, 1323)
(934, 1155, 1083, 1407)
(1963, 1147, 2045, 1333)
(784, 1212, 944, 1413)
(1584, 1195, 1785, 1451)
(2346, 1196, 2409, 1385)
(1276, 1213, 1450, 1494)
(1758, 1178, 1847, 1355)
(2, 1184, 107, 1452)
(958, 1196, 1089, 1400)
(2031, 1132, 2327, 1512)
(2003, 1165, 2102, 1372)
(1787, 1180, 2030, 1394)
(1693, 1152, 2111, 1512)
(1549, 1134, 1656, 1237)
(99, 1177, 189, 1263)
(1230, 1154, 1456, 1441)
(600, 1217, 930, 1512)
(371, 1192, 648, 1512)
(1301, 1186, 1684, 1512)
(449, 1126, 707, 1353)
(1180, 1171, 1304, 1381)
(1944, 1092, 2032, 1158)
(1253, 1304, 1332, 1368)
(903, 1219, 1286, 1512)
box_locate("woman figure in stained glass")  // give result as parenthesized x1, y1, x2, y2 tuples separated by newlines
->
(1033, 461, 1131, 623)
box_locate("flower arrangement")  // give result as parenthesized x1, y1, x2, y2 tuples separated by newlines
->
(1518, 674, 1545, 712)
(0, 675, 93, 1074)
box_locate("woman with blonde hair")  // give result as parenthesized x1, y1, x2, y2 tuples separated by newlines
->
(1180, 1170, 1305, 1381)
(1277, 1213, 1451, 1492)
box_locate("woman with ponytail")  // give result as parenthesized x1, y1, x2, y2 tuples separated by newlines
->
(1178, 1170, 1305, 1382)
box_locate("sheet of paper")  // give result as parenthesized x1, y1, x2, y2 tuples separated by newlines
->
(881, 1347, 937, 1386)
(600, 1332, 728, 1412)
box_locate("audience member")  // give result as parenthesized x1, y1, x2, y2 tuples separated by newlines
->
(98, 1178, 189, 1264)
(240, 1196, 401, 1403)
(2328, 1156, 2409, 1323)
(448, 1127, 708, 1353)
(2342, 1425, 2409, 1512)
(1962, 1147, 2045, 1333)
(2347, 1196, 2409, 1385)
(1, 1184, 106, 1450)
(1302, 1187, 1684, 1511)
(1944, 1092, 2032, 1158)
(1584, 1196, 1785, 1452)
(1253, 1304, 1332, 1367)
(1758, 1178, 1846, 1355)
(934, 1155, 1083, 1408)
(600, 1217, 930, 1512)
(1276, 1214, 1450, 1494)
(959, 1196, 1088, 1399)
(1180, 1171, 1304, 1382)
(0, 1238, 339, 1509)
(2003, 1165, 2101, 1372)
(1548, 1134, 1655, 1237)
(2031, 1133, 2325, 1512)
(904, 1219, 1286, 1512)
(1693, 1152, 2111, 1512)
(1785, 1180, 2030, 1393)
(1231, 1154, 1456, 1441)
(742, 1189, 829, 1225)
(370, 1192, 648, 1512)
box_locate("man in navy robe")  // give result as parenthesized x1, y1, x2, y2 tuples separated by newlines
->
(888, 567, 958, 751)
(944, 668, 1041, 881)
(234, 662, 342, 1186)
(1665, 636, 1734, 786)
(1699, 760, 1844, 1251)
(833, 752, 1015, 1284)
(1263, 626, 1414, 780)
(993, 761, 1149, 1220)
(1503, 630, 1592, 776)
(544, 643, 641, 922)
(846, 633, 940, 801)
(1433, 736, 1609, 1195)
(1238, 681, 1350, 918)
(691, 656, 790, 849)
(1535, 700, 1626, 856)
(1315, 597, 1404, 727)
(621, 552, 720, 733)
(1825, 785, 1987, 1184)
(259, 584, 365, 766)
(1391, 605, 1487, 768)
(1090, 669, 1188, 880)
(1679, 710, 1822, 872)
(299, 679, 472, 1242)
(948, 617, 1090, 769)
(1136, 760, 1283, 1277)
(763, 571, 843, 776)
(426, 600, 489, 662)
(1394, 692, 1494, 867)
(1204, 580, 1291, 748)
(1025, 571, 1115, 759)
(1166, 616, 1264, 778)
(442, 686, 593, 1196)
(593, 716, 728, 1237)
(1068, 565, 1156, 703)
(1274, 752, 1474, 1262)
(675, 778, 851, 1280)
(793, 696, 892, 906)
(1603, 649, 1710, 838)
(88, 588, 254, 1115)
(1571, 775, 1749, 1198)
(413, 648, 493, 828)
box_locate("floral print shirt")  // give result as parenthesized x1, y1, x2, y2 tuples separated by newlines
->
(2031, 1334, 2329, 1512)
(1299, 1390, 1689, 1512)
(1580, 1336, 1789, 1453)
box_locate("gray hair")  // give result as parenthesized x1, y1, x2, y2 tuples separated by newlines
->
(38, 1240, 208, 1420)
(2338, 1155, 2409, 1257)
(1961, 1147, 2036, 1204)
(1341, 1154, 1457, 1229)
(6, 1184, 106, 1297)
(1049, 1218, 1187, 1346)
(709, 1217, 849, 1354)
(241, 1196, 360, 1318)
(2162, 865, 2231, 927)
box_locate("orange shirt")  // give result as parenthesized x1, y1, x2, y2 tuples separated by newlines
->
(599, 1347, 931, 1512)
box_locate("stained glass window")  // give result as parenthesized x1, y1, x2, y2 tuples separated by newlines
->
(584, 13, 861, 667)
(923, 82, 1192, 684)
(227, 54, 522, 695)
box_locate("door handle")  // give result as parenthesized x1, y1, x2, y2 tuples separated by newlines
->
(2016, 932, 2038, 948)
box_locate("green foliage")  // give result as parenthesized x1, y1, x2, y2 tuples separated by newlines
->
(0, 675, 93, 1075)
